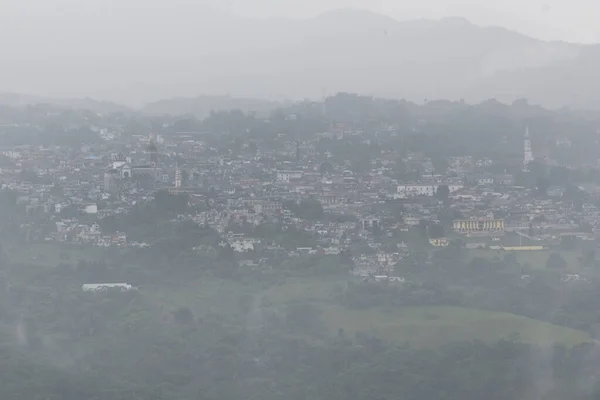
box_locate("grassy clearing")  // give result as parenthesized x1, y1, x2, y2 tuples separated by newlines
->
(262, 277, 344, 303)
(468, 249, 582, 270)
(7, 242, 590, 348)
(261, 277, 591, 347)
(144, 278, 253, 318)
(5, 242, 109, 267)
(321, 305, 592, 347)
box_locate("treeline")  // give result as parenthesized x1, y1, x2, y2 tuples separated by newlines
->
(336, 249, 600, 338)
(4, 93, 600, 168)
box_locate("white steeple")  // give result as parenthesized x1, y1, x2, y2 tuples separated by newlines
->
(175, 163, 182, 189)
(524, 126, 533, 166)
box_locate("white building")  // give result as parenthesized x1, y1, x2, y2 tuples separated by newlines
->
(276, 170, 303, 183)
(403, 216, 420, 226)
(228, 239, 259, 252)
(83, 204, 98, 214)
(474, 176, 494, 186)
(396, 183, 464, 199)
(82, 283, 136, 292)
(175, 165, 182, 189)
(524, 126, 534, 166)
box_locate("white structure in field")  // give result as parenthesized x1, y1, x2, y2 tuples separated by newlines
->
(359, 275, 406, 283)
(396, 183, 463, 199)
(82, 283, 136, 292)
(524, 126, 534, 166)
(83, 204, 98, 214)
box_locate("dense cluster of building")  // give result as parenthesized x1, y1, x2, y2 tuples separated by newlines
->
(1, 113, 598, 279)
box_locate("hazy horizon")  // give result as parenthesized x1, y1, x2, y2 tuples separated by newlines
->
(229, 0, 600, 44)
(4, 0, 597, 43)
(2, 0, 600, 107)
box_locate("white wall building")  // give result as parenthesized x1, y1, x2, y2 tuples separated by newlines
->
(524, 126, 534, 166)
(396, 184, 463, 199)
(82, 283, 136, 292)
(83, 204, 98, 214)
(276, 170, 303, 183)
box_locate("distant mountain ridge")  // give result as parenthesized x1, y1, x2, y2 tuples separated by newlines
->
(0, 92, 133, 115)
(142, 95, 281, 118)
(0, 92, 283, 117)
(1, 8, 600, 109)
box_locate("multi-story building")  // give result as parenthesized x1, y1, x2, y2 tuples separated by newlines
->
(453, 219, 505, 234)
(429, 238, 450, 247)
(320, 193, 346, 206)
(361, 217, 380, 230)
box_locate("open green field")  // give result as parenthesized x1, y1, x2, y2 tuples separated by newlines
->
(260, 277, 591, 347)
(5, 242, 111, 267)
(468, 249, 583, 270)
(149, 276, 589, 348)
(141, 278, 593, 348)
(5, 242, 592, 348)
(145, 278, 253, 318)
(262, 277, 343, 303)
(321, 304, 591, 347)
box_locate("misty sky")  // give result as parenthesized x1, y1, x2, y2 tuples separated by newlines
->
(1, 0, 599, 105)
(2, 0, 600, 43)
(227, 0, 600, 43)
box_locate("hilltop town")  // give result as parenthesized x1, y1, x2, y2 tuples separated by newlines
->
(0, 95, 599, 286)
(9, 3, 600, 398)
(4, 94, 600, 399)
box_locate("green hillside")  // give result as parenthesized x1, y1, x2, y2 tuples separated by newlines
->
(468, 248, 583, 270)
(260, 277, 591, 347)
(322, 305, 591, 347)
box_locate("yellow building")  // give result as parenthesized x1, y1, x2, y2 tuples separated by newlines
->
(453, 219, 504, 234)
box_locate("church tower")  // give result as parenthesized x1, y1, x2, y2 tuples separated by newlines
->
(175, 164, 182, 189)
(524, 126, 534, 166)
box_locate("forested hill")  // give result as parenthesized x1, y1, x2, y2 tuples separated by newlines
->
(142, 95, 281, 119)
(0, 92, 133, 115)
